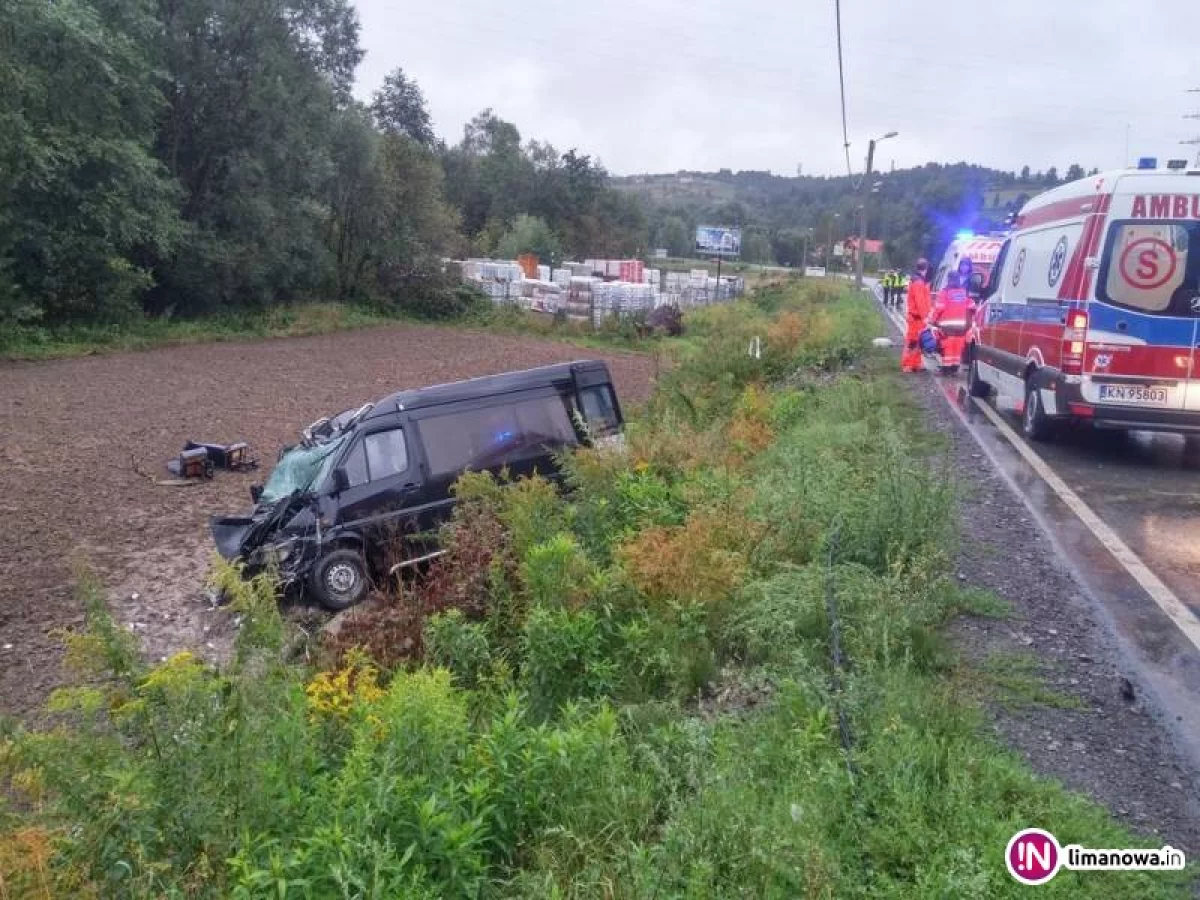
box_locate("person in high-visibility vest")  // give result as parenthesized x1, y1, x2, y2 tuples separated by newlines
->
(895, 271, 909, 308)
(901, 259, 932, 372)
(929, 270, 972, 372)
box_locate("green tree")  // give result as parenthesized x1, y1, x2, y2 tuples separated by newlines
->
(658, 216, 692, 257)
(0, 0, 181, 325)
(741, 230, 773, 264)
(152, 0, 364, 315)
(495, 214, 562, 264)
(1065, 163, 1085, 182)
(371, 68, 435, 146)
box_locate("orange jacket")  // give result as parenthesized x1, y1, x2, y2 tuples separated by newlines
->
(930, 287, 970, 334)
(906, 278, 931, 326)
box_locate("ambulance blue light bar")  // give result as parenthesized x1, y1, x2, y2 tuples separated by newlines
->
(955, 229, 975, 240)
(1137, 157, 1158, 170)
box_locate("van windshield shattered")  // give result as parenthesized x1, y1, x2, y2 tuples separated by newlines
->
(259, 435, 347, 504)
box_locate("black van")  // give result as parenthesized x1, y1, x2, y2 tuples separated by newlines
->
(211, 360, 623, 609)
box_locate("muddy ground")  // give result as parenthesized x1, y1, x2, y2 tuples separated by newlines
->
(0, 326, 656, 718)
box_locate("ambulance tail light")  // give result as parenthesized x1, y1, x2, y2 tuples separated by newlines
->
(1062, 309, 1088, 374)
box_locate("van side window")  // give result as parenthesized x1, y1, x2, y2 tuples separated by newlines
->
(579, 386, 620, 437)
(364, 428, 409, 480)
(343, 441, 369, 487)
(418, 395, 577, 478)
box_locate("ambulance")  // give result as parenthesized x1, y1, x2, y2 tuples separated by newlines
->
(932, 233, 1006, 297)
(967, 164, 1200, 440)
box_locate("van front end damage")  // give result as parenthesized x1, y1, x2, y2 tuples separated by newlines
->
(210, 492, 323, 592)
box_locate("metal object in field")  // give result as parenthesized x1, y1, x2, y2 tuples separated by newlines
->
(167, 447, 214, 480)
(184, 440, 258, 472)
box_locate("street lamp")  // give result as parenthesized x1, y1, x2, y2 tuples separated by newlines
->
(856, 131, 898, 290)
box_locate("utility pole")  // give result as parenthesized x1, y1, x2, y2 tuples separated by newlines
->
(1184, 91, 1200, 166)
(826, 214, 839, 272)
(856, 131, 897, 290)
(800, 230, 809, 271)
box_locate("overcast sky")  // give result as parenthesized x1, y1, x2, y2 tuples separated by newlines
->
(353, 0, 1200, 178)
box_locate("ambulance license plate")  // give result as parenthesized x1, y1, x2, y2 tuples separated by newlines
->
(1097, 384, 1170, 405)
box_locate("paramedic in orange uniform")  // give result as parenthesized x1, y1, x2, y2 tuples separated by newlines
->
(901, 258, 932, 372)
(930, 270, 972, 370)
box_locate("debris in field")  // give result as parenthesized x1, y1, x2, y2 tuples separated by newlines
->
(130, 455, 205, 487)
(167, 446, 214, 480)
(2, 644, 12, 651)
(872, 337, 894, 348)
(184, 440, 259, 472)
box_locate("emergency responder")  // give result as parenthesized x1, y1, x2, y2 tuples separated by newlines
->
(901, 259, 932, 372)
(879, 270, 891, 304)
(895, 270, 909, 308)
(929, 270, 972, 373)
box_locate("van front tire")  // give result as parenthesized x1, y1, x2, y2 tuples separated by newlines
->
(1022, 380, 1054, 442)
(310, 548, 369, 611)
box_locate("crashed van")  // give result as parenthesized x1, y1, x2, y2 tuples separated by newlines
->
(211, 361, 623, 609)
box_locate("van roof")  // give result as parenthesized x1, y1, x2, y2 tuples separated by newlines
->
(363, 359, 609, 419)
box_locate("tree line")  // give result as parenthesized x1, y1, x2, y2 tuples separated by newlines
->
(624, 159, 1099, 270)
(1, 0, 646, 329)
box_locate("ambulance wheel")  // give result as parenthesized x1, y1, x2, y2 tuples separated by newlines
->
(310, 548, 369, 611)
(1022, 380, 1055, 442)
(967, 357, 991, 398)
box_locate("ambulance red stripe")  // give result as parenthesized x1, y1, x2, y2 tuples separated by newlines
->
(1016, 193, 1110, 230)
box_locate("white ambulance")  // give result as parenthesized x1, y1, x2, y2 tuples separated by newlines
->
(932, 233, 1007, 298)
(967, 164, 1200, 440)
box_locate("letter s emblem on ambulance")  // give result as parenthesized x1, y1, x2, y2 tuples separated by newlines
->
(1047, 237, 1069, 287)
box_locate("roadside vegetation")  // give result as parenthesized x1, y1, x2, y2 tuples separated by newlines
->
(1, 282, 1188, 898)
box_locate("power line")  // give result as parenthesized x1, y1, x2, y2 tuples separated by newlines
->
(1185, 89, 1200, 166)
(833, 0, 852, 177)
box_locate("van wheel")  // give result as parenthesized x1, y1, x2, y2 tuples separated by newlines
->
(309, 549, 369, 611)
(1022, 380, 1054, 442)
(967, 356, 991, 398)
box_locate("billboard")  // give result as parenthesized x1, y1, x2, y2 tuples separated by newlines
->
(695, 226, 742, 257)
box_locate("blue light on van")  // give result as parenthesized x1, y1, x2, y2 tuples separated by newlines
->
(955, 230, 975, 240)
(1137, 157, 1158, 170)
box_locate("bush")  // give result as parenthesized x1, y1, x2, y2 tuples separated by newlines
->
(521, 606, 618, 721)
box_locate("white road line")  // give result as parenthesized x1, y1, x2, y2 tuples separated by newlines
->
(869, 280, 1200, 653)
(972, 397, 1200, 654)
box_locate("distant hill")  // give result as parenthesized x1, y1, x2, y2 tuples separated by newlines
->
(613, 164, 1078, 268)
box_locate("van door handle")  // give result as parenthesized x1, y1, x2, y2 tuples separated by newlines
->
(1116, 320, 1128, 332)
(402, 482, 418, 492)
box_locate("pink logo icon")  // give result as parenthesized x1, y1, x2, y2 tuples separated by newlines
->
(1006, 828, 1062, 884)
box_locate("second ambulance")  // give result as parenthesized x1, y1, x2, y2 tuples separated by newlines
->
(968, 164, 1200, 440)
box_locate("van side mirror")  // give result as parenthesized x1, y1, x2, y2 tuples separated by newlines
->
(331, 467, 350, 494)
(250, 484, 263, 503)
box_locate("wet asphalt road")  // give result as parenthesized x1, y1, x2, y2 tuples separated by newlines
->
(873, 283, 1200, 761)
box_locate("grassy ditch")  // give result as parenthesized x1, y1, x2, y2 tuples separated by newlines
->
(1, 282, 1189, 897)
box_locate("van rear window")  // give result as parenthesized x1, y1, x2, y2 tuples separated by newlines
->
(1099, 220, 1200, 316)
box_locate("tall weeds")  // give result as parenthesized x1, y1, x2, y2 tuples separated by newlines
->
(1, 282, 1185, 898)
